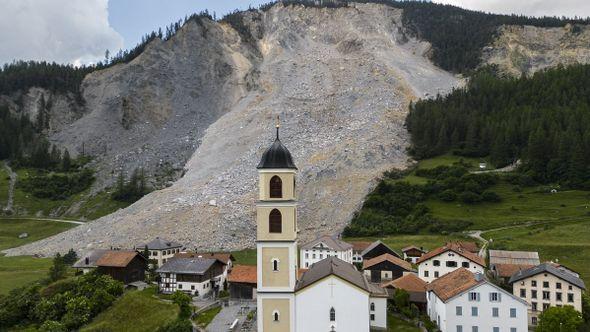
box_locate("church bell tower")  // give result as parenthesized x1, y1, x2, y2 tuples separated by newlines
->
(256, 118, 298, 332)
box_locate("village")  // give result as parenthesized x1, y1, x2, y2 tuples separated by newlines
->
(68, 128, 586, 332)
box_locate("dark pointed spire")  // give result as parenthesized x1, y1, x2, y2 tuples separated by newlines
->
(257, 116, 297, 169)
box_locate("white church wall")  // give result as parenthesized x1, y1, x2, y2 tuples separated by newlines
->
(295, 275, 371, 332)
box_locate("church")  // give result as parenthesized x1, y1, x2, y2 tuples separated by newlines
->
(255, 122, 388, 332)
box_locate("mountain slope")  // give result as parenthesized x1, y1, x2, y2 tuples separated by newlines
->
(5, 3, 460, 255)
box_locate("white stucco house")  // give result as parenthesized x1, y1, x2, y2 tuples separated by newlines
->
(509, 262, 586, 327)
(427, 268, 529, 332)
(137, 237, 183, 268)
(417, 242, 486, 282)
(299, 235, 353, 268)
(295, 257, 388, 331)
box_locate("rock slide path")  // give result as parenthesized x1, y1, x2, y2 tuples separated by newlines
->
(2, 163, 17, 213)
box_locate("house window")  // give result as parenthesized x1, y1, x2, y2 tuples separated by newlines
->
(510, 328, 517, 332)
(531, 280, 537, 287)
(542, 291, 550, 300)
(312, 254, 316, 259)
(556, 292, 562, 302)
(330, 307, 336, 321)
(469, 292, 479, 301)
(273, 311, 280, 322)
(493, 327, 499, 332)
(178, 284, 182, 289)
(532, 290, 537, 299)
(471, 307, 478, 317)
(370, 302, 375, 311)
(191, 285, 195, 290)
(269, 176, 282, 198)
(472, 327, 478, 332)
(434, 271, 439, 278)
(433, 260, 440, 266)
(446, 261, 457, 267)
(272, 259, 279, 271)
(543, 303, 550, 310)
(269, 209, 282, 233)
(532, 302, 537, 311)
(492, 307, 499, 317)
(519, 289, 526, 298)
(370, 314, 375, 321)
(456, 306, 462, 316)
(305, 262, 309, 267)
(424, 271, 429, 277)
(510, 308, 517, 318)
(456, 326, 463, 332)
(532, 317, 538, 325)
(490, 292, 500, 302)
(462, 262, 470, 268)
(568, 293, 574, 303)
(556, 282, 562, 289)
(320, 254, 323, 259)
(568, 285, 573, 290)
(543, 281, 549, 288)
(305, 253, 309, 258)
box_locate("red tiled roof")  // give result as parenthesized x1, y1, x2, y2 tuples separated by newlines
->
(426, 268, 482, 302)
(363, 253, 413, 271)
(96, 251, 143, 267)
(382, 273, 427, 293)
(494, 264, 535, 278)
(416, 243, 486, 267)
(228, 265, 257, 284)
(454, 241, 479, 253)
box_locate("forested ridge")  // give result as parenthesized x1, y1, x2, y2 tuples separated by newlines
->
(407, 64, 590, 187)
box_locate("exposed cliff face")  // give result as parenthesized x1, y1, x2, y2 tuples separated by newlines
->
(5, 3, 461, 256)
(482, 24, 590, 76)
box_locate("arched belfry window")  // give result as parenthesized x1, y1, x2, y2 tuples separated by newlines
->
(270, 175, 282, 198)
(330, 307, 336, 321)
(272, 259, 279, 271)
(273, 310, 280, 322)
(269, 209, 282, 233)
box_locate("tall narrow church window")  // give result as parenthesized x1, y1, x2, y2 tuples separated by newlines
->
(330, 307, 336, 321)
(370, 302, 375, 311)
(273, 310, 280, 322)
(270, 175, 282, 198)
(269, 209, 282, 233)
(272, 259, 279, 271)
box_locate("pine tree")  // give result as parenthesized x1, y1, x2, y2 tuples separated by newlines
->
(62, 149, 71, 172)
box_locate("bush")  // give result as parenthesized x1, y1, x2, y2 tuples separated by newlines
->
(157, 318, 193, 332)
(482, 191, 501, 202)
(459, 191, 482, 204)
(39, 320, 66, 332)
(19, 168, 94, 200)
(218, 290, 229, 298)
(438, 189, 457, 202)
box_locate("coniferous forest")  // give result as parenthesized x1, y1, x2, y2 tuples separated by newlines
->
(406, 64, 590, 188)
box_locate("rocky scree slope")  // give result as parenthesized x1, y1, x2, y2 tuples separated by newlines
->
(482, 23, 590, 76)
(5, 3, 461, 255)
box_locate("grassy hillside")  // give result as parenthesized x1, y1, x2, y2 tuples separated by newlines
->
(0, 218, 77, 294)
(82, 287, 179, 332)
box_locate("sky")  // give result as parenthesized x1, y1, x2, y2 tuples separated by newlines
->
(1, 0, 590, 66)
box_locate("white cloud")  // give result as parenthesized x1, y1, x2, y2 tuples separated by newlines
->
(433, 0, 590, 18)
(0, 0, 124, 66)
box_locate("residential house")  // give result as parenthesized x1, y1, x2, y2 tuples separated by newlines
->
(72, 249, 107, 274)
(95, 250, 147, 284)
(294, 257, 389, 331)
(228, 265, 257, 300)
(382, 273, 428, 311)
(363, 253, 415, 283)
(137, 237, 182, 267)
(361, 240, 401, 260)
(350, 241, 372, 264)
(489, 250, 540, 283)
(509, 262, 586, 327)
(427, 268, 528, 332)
(175, 252, 234, 285)
(417, 243, 486, 283)
(402, 245, 427, 264)
(157, 257, 226, 297)
(299, 235, 353, 268)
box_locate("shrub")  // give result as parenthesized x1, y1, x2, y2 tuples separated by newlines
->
(38, 320, 66, 332)
(482, 191, 501, 202)
(459, 191, 482, 204)
(438, 189, 457, 202)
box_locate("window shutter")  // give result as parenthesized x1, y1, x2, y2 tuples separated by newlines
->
(477, 293, 480, 302)
(498, 293, 502, 302)
(489, 293, 492, 301)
